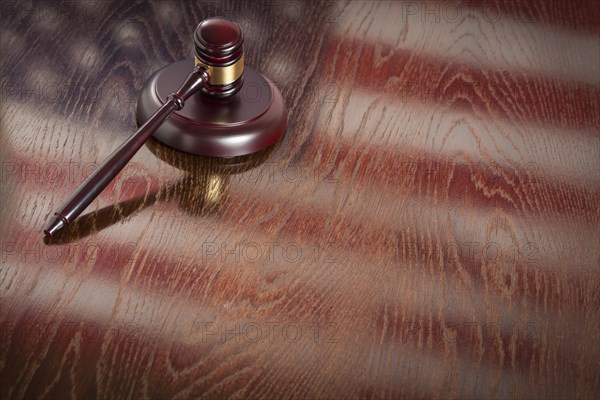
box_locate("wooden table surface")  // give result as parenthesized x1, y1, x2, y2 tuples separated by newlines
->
(1, 1, 599, 399)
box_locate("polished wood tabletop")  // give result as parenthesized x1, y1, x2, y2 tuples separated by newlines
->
(1, 1, 599, 399)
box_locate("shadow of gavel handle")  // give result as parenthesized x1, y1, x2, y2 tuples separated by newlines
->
(43, 17, 246, 237)
(43, 67, 209, 236)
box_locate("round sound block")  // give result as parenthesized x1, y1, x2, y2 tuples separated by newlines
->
(136, 59, 287, 157)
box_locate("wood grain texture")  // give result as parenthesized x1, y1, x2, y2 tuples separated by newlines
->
(1, 1, 599, 399)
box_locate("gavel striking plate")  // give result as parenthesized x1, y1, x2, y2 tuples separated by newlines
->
(44, 17, 287, 236)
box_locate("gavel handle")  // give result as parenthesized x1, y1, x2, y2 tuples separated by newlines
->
(43, 66, 209, 236)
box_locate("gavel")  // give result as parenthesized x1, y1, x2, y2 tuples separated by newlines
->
(44, 17, 286, 236)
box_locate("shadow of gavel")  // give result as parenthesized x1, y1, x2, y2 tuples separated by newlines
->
(44, 138, 277, 245)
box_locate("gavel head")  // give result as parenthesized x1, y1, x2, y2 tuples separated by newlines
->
(136, 16, 286, 158)
(194, 17, 244, 98)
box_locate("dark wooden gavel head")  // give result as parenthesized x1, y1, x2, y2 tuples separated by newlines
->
(193, 17, 244, 98)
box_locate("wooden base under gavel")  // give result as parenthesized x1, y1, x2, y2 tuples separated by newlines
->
(136, 59, 287, 158)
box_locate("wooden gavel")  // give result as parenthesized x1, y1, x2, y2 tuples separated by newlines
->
(44, 17, 286, 236)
